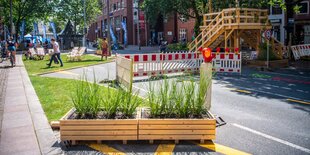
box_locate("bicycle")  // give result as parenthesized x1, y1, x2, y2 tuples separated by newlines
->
(9, 52, 15, 67)
(0, 50, 14, 67)
(0, 48, 6, 63)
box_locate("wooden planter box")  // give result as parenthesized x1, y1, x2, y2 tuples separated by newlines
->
(138, 112, 216, 144)
(60, 109, 138, 144)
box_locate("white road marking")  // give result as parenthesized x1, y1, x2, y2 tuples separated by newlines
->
(262, 71, 310, 79)
(232, 123, 310, 154)
(231, 86, 310, 102)
(132, 85, 148, 93)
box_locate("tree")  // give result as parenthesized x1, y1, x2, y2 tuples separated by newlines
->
(54, 0, 101, 34)
(0, 0, 55, 40)
(142, 0, 302, 38)
(142, 0, 270, 37)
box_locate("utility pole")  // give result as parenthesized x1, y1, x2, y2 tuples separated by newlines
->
(137, 0, 141, 50)
(106, 0, 110, 59)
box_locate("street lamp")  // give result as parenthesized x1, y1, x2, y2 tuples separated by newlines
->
(83, 0, 87, 47)
(136, 0, 141, 50)
(10, 0, 12, 36)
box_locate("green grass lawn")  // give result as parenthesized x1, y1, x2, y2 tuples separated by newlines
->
(30, 76, 146, 121)
(30, 76, 76, 121)
(23, 54, 113, 75)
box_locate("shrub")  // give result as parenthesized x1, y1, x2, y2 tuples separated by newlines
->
(258, 42, 280, 61)
(97, 38, 103, 50)
(167, 43, 189, 51)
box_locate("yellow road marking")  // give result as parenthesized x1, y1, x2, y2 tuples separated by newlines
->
(154, 144, 176, 155)
(287, 99, 310, 105)
(196, 141, 251, 155)
(88, 144, 125, 155)
(57, 70, 79, 76)
(233, 89, 252, 94)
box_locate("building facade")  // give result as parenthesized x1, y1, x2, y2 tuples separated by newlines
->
(293, 0, 310, 44)
(269, 2, 286, 43)
(87, 0, 149, 46)
(86, 0, 196, 47)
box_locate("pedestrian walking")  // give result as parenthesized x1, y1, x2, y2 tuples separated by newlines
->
(101, 38, 108, 60)
(86, 38, 90, 47)
(6, 37, 17, 66)
(47, 38, 63, 67)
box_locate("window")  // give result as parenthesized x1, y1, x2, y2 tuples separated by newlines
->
(179, 29, 187, 41)
(179, 15, 187, 22)
(115, 16, 121, 27)
(272, 4, 282, 15)
(113, 4, 117, 11)
(117, 2, 121, 10)
(298, 1, 309, 14)
(121, 0, 125, 9)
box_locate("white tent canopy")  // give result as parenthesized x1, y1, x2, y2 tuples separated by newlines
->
(24, 34, 32, 38)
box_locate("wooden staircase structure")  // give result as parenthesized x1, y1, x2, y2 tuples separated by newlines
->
(188, 8, 286, 59)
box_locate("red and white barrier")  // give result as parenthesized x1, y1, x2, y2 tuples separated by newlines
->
(291, 44, 310, 60)
(119, 51, 242, 77)
(212, 53, 242, 73)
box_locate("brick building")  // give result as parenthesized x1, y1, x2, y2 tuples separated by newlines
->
(87, 0, 196, 47)
(293, 0, 310, 44)
(87, 0, 149, 46)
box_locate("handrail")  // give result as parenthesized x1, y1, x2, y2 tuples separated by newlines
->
(189, 11, 222, 51)
(189, 8, 270, 52)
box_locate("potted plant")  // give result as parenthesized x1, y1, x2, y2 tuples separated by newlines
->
(60, 76, 141, 145)
(139, 75, 216, 144)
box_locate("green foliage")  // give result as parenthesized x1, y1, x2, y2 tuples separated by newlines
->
(71, 74, 101, 118)
(167, 43, 189, 51)
(54, 0, 101, 34)
(0, 0, 55, 38)
(71, 75, 141, 119)
(97, 38, 103, 50)
(23, 54, 110, 75)
(258, 42, 280, 61)
(147, 75, 212, 118)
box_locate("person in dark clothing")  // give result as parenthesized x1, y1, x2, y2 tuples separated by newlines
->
(47, 38, 63, 67)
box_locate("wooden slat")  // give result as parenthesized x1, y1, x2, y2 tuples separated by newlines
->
(61, 136, 137, 141)
(60, 119, 138, 125)
(139, 130, 216, 135)
(139, 135, 215, 140)
(139, 125, 215, 130)
(139, 119, 215, 125)
(61, 125, 137, 131)
(61, 130, 137, 136)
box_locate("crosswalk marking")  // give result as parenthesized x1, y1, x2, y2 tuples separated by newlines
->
(154, 144, 176, 155)
(196, 141, 251, 155)
(88, 144, 125, 155)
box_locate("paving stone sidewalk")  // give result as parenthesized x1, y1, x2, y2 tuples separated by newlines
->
(0, 55, 62, 155)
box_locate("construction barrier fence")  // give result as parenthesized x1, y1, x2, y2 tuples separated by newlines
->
(291, 44, 310, 60)
(120, 51, 242, 77)
(116, 55, 133, 91)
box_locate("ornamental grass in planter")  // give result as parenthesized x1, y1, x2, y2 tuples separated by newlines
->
(139, 76, 216, 143)
(60, 75, 141, 144)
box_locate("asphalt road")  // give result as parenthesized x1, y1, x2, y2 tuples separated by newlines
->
(42, 60, 310, 154)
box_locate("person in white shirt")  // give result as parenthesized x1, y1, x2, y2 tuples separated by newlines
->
(47, 38, 63, 67)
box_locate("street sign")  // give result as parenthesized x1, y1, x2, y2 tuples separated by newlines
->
(264, 29, 272, 40)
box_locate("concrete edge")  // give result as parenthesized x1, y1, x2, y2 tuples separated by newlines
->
(18, 56, 62, 155)
(33, 59, 115, 76)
